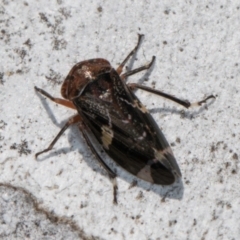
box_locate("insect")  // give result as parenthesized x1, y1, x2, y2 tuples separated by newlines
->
(35, 34, 215, 203)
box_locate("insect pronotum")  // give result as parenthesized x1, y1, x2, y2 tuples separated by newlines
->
(35, 34, 215, 203)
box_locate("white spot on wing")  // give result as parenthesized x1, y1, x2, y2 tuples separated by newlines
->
(122, 119, 129, 124)
(152, 147, 181, 178)
(121, 114, 132, 124)
(138, 131, 147, 140)
(101, 125, 114, 149)
(153, 147, 174, 162)
(133, 100, 148, 113)
(99, 89, 111, 101)
(136, 165, 154, 183)
(118, 98, 148, 113)
(162, 147, 174, 156)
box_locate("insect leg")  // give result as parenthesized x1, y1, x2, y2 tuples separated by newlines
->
(128, 83, 215, 108)
(35, 114, 81, 158)
(35, 86, 76, 109)
(120, 56, 155, 80)
(79, 123, 118, 204)
(116, 34, 144, 75)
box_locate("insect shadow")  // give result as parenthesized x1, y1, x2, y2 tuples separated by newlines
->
(35, 92, 184, 200)
(126, 51, 156, 85)
(149, 96, 215, 119)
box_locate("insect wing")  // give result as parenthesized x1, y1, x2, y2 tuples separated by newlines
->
(73, 69, 181, 185)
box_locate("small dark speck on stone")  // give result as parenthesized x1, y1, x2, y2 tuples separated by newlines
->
(164, 10, 170, 15)
(24, 39, 32, 48)
(232, 153, 238, 160)
(129, 180, 138, 189)
(10, 140, 31, 156)
(163, 40, 167, 45)
(225, 162, 231, 168)
(151, 81, 156, 86)
(176, 137, 181, 143)
(211, 144, 216, 152)
(169, 220, 177, 226)
(0, 72, 4, 85)
(226, 203, 232, 209)
(16, 69, 23, 74)
(179, 47, 184, 52)
(97, 6, 103, 12)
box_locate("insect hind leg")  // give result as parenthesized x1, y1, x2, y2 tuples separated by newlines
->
(128, 83, 215, 108)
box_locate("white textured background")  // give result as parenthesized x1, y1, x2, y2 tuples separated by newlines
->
(1, 1, 240, 240)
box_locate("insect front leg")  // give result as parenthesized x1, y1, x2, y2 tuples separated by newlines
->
(120, 56, 155, 80)
(128, 83, 215, 108)
(79, 123, 118, 204)
(35, 114, 81, 158)
(35, 86, 76, 109)
(116, 34, 144, 75)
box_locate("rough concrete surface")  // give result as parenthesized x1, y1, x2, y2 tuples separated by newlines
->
(0, 1, 240, 240)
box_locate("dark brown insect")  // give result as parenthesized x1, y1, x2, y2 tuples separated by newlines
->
(35, 35, 215, 203)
